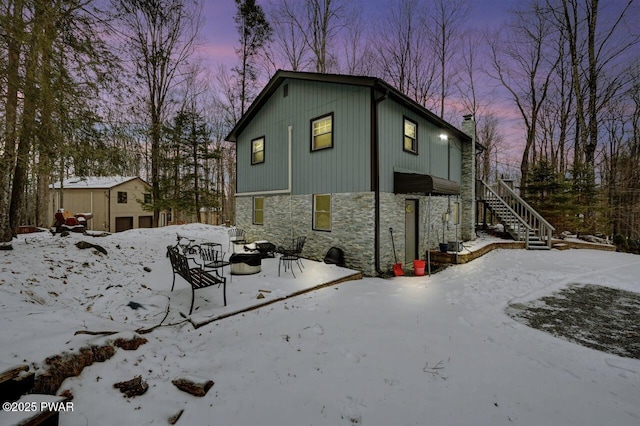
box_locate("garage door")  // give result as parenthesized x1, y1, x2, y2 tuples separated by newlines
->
(139, 216, 153, 228)
(115, 217, 133, 232)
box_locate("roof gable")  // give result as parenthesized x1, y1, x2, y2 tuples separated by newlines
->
(225, 70, 472, 144)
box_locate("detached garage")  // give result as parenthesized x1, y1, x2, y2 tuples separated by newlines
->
(50, 176, 153, 233)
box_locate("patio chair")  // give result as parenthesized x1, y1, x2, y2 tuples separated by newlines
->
(278, 236, 306, 277)
(228, 228, 246, 252)
(196, 243, 231, 282)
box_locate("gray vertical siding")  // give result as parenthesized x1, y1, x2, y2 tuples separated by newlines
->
(449, 138, 462, 183)
(376, 99, 462, 193)
(236, 79, 371, 195)
(234, 74, 474, 275)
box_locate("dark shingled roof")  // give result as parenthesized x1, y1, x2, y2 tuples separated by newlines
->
(225, 70, 473, 145)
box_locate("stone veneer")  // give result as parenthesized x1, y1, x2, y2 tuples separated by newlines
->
(237, 191, 466, 276)
(378, 193, 463, 273)
(236, 193, 375, 273)
(460, 116, 477, 241)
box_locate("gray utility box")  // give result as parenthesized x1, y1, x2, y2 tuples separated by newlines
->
(447, 241, 463, 252)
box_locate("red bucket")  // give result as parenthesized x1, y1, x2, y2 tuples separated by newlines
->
(392, 263, 404, 276)
(413, 260, 426, 276)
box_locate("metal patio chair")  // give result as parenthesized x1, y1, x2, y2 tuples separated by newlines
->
(278, 236, 306, 277)
(196, 242, 231, 282)
(227, 228, 246, 252)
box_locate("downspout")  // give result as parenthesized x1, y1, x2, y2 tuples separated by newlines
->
(235, 125, 293, 197)
(372, 88, 388, 276)
(106, 190, 110, 232)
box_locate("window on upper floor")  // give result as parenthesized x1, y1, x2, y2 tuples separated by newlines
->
(117, 191, 127, 203)
(404, 117, 418, 154)
(253, 197, 264, 225)
(313, 194, 331, 231)
(311, 113, 333, 151)
(144, 193, 152, 204)
(252, 136, 265, 164)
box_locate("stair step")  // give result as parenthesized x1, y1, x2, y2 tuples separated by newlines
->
(527, 239, 549, 249)
(481, 180, 554, 251)
(527, 245, 551, 250)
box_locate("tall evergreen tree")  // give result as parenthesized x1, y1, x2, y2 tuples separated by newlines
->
(233, 0, 272, 116)
(0, 0, 25, 243)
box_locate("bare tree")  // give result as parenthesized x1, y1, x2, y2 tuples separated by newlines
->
(111, 0, 202, 227)
(216, 64, 242, 128)
(372, 0, 438, 107)
(595, 61, 640, 240)
(340, 5, 375, 75)
(488, 0, 560, 196)
(263, 1, 310, 72)
(455, 28, 506, 183)
(268, 0, 352, 73)
(425, 0, 470, 118)
(555, 0, 639, 210)
(540, 18, 575, 176)
(456, 29, 483, 119)
(477, 114, 504, 183)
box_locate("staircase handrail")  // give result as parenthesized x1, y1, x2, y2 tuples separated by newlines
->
(480, 180, 531, 247)
(497, 180, 555, 247)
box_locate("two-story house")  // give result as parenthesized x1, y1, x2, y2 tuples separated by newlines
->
(226, 70, 476, 276)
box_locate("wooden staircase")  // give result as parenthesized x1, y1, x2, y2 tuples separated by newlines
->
(478, 179, 555, 250)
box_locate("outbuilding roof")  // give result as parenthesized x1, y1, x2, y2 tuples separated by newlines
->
(50, 176, 148, 190)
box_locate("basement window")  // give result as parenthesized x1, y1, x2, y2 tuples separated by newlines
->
(253, 197, 264, 225)
(313, 194, 331, 231)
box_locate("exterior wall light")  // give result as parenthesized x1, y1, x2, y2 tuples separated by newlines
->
(439, 133, 448, 141)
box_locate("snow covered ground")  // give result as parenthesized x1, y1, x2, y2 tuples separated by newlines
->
(1, 224, 639, 426)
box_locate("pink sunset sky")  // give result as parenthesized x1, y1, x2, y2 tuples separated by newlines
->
(199, 0, 515, 69)
(198, 0, 525, 171)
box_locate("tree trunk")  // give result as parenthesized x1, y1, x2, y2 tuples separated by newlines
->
(0, 0, 24, 242)
(9, 25, 39, 234)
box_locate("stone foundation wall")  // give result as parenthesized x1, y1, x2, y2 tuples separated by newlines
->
(237, 193, 376, 274)
(378, 193, 462, 273)
(237, 192, 470, 276)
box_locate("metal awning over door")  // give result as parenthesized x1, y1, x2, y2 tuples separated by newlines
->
(393, 172, 460, 195)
